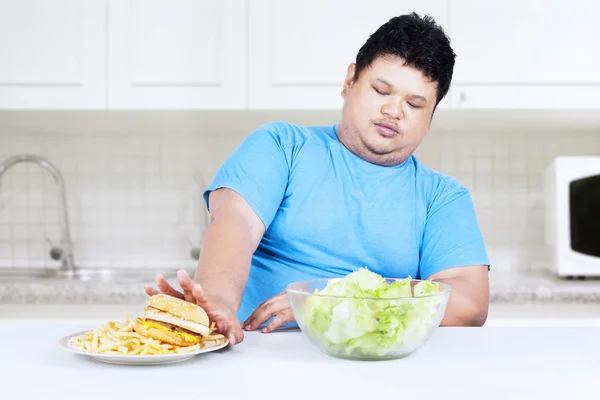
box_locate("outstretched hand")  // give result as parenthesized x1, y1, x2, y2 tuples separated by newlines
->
(144, 270, 244, 346)
(241, 291, 295, 333)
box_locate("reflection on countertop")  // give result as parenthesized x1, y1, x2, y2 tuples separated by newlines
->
(0, 268, 599, 305)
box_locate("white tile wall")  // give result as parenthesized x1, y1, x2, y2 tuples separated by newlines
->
(0, 110, 599, 272)
(416, 110, 600, 272)
(0, 132, 216, 269)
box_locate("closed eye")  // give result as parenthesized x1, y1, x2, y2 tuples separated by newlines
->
(407, 102, 422, 109)
(372, 86, 389, 96)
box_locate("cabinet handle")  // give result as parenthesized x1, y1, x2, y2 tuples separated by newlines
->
(460, 91, 467, 103)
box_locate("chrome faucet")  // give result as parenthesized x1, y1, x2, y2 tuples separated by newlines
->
(0, 154, 75, 275)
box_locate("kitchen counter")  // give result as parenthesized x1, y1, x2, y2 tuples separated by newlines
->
(1, 269, 600, 305)
(2, 320, 598, 400)
(488, 270, 600, 303)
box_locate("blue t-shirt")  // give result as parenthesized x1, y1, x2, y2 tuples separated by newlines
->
(204, 121, 489, 322)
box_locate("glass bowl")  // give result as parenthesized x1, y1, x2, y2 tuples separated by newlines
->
(286, 278, 451, 360)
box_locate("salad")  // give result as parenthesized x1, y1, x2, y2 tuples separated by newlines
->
(301, 268, 445, 358)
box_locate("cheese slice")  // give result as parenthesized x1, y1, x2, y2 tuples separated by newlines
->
(144, 307, 211, 337)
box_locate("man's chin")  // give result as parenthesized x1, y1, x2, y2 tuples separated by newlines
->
(364, 138, 397, 157)
(360, 140, 411, 167)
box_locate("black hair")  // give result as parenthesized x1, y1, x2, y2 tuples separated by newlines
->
(354, 13, 456, 107)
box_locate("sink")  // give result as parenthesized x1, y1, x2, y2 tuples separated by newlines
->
(0, 268, 183, 284)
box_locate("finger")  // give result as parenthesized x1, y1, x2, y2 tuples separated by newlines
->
(155, 274, 184, 299)
(144, 285, 159, 296)
(242, 293, 286, 327)
(262, 308, 294, 333)
(244, 297, 289, 331)
(177, 270, 196, 302)
(217, 320, 244, 346)
(228, 323, 244, 346)
(191, 283, 209, 306)
(231, 323, 244, 346)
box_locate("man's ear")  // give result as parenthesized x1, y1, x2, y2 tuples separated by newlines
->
(341, 63, 357, 99)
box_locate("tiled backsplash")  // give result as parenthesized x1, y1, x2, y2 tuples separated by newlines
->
(417, 111, 600, 273)
(0, 110, 599, 272)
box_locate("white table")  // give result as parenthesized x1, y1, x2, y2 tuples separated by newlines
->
(2, 320, 598, 400)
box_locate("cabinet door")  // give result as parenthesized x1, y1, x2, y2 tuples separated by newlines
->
(449, 0, 600, 109)
(0, 0, 106, 109)
(248, 0, 450, 110)
(108, 0, 247, 109)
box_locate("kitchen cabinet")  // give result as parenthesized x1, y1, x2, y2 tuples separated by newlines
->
(108, 0, 247, 109)
(449, 0, 600, 109)
(2, 1, 599, 111)
(248, 0, 450, 110)
(0, 0, 106, 109)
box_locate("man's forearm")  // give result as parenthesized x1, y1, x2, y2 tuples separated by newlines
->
(193, 215, 256, 315)
(434, 276, 489, 327)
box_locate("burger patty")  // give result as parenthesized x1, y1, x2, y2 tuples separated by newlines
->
(146, 318, 200, 337)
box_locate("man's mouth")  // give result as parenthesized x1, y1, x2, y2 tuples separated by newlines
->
(374, 122, 399, 138)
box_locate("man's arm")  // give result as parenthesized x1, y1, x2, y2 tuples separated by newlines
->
(427, 265, 489, 326)
(194, 188, 266, 315)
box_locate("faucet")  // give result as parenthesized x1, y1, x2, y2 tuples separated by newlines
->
(0, 154, 75, 275)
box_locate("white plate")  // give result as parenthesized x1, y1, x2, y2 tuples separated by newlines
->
(59, 330, 229, 366)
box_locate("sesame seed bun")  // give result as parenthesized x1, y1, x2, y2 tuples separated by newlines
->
(143, 306, 211, 337)
(146, 294, 210, 327)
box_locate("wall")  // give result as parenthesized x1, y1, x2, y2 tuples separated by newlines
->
(0, 110, 598, 272)
(418, 110, 600, 272)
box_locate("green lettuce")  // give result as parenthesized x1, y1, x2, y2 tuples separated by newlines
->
(301, 267, 444, 358)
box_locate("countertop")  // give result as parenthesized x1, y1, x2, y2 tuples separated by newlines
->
(2, 319, 598, 400)
(1, 269, 600, 305)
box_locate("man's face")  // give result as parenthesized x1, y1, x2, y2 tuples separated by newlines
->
(339, 55, 438, 167)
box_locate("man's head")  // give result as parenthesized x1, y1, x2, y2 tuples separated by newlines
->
(339, 13, 456, 167)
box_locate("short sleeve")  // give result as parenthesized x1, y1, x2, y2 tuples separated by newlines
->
(418, 185, 490, 279)
(203, 127, 289, 230)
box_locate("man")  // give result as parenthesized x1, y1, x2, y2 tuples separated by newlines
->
(145, 12, 490, 346)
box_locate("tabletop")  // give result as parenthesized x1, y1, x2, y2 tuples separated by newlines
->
(1, 319, 598, 400)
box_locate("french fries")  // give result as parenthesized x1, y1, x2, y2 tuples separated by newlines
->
(70, 314, 226, 355)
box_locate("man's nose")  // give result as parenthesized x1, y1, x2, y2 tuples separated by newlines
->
(381, 97, 403, 119)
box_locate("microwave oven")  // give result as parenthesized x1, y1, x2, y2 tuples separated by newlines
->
(545, 156, 600, 278)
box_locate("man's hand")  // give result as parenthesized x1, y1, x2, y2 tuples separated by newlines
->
(144, 270, 244, 346)
(242, 291, 295, 333)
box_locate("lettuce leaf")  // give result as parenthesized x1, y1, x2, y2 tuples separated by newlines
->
(301, 267, 444, 358)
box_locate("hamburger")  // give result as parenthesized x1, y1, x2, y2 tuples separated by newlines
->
(133, 294, 212, 347)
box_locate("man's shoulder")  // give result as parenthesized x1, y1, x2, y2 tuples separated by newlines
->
(411, 157, 470, 208)
(413, 158, 464, 189)
(252, 121, 334, 148)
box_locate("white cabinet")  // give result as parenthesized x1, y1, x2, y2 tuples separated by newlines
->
(248, 0, 450, 110)
(449, 0, 600, 109)
(108, 0, 247, 109)
(2, 1, 599, 111)
(0, 0, 106, 109)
